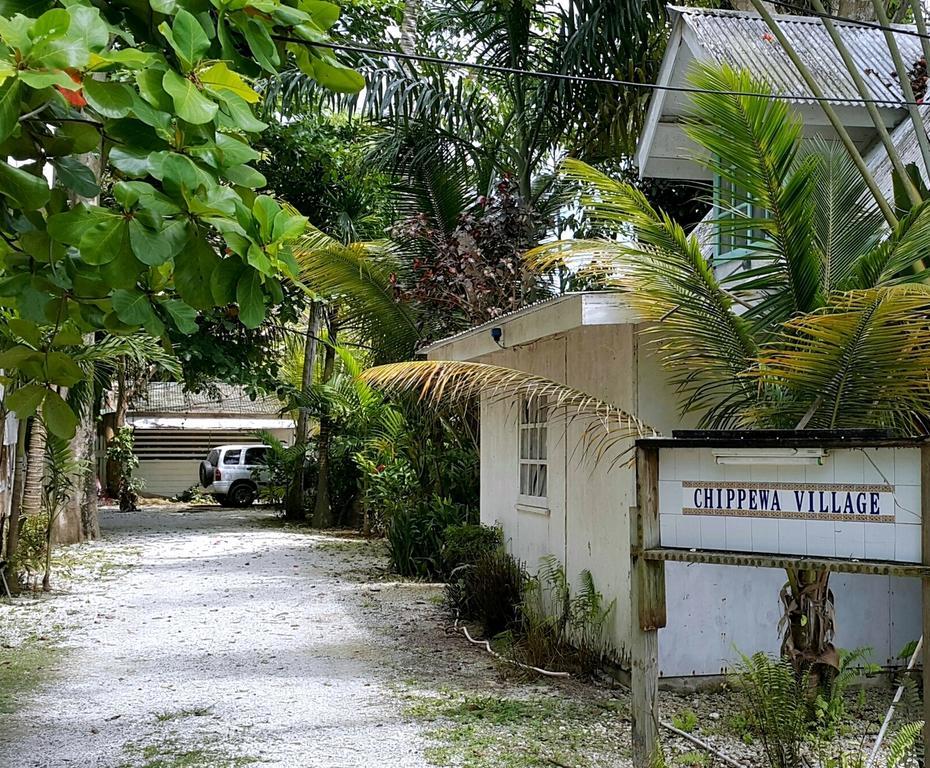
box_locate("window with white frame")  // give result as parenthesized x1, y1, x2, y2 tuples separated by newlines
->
(518, 394, 548, 503)
(714, 174, 767, 268)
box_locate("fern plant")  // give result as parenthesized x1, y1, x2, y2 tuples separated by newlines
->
(733, 652, 809, 768)
(887, 721, 924, 768)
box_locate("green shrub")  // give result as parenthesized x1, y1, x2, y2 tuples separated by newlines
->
(515, 557, 616, 675)
(441, 524, 502, 575)
(672, 710, 698, 734)
(386, 495, 466, 578)
(446, 547, 526, 637)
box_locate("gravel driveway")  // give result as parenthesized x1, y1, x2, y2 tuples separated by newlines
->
(0, 506, 441, 768)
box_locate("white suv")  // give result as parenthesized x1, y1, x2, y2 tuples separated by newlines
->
(199, 444, 270, 507)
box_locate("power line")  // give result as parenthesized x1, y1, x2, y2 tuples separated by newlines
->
(271, 33, 923, 107)
(764, 1, 930, 41)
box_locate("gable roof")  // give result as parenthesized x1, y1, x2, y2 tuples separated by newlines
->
(672, 6, 916, 106)
(637, 6, 918, 178)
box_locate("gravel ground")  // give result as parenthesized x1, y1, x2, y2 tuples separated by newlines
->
(0, 505, 914, 768)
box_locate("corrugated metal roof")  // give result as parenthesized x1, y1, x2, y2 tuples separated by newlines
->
(130, 382, 285, 416)
(674, 5, 920, 106)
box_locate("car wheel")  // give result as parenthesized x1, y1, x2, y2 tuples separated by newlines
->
(212, 494, 228, 506)
(199, 460, 213, 488)
(229, 483, 256, 507)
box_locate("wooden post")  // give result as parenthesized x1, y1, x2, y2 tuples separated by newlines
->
(921, 445, 930, 764)
(631, 445, 665, 768)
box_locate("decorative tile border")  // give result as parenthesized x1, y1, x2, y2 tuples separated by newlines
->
(682, 480, 893, 493)
(682, 507, 895, 523)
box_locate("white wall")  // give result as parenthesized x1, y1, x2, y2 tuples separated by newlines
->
(471, 322, 923, 678)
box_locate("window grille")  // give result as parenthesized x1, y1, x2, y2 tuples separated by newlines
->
(518, 395, 548, 503)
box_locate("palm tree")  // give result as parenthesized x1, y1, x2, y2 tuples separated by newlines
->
(361, 63, 930, 680)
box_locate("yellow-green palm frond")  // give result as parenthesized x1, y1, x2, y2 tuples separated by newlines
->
(529, 158, 759, 426)
(686, 63, 821, 325)
(362, 360, 659, 464)
(751, 287, 930, 432)
(293, 227, 421, 362)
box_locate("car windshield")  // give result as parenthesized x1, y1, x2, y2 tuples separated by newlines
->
(207, 449, 220, 465)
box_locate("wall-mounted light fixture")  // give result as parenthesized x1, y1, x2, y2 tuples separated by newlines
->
(490, 327, 504, 348)
(712, 448, 827, 466)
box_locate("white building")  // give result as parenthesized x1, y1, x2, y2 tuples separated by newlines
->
(102, 382, 294, 498)
(424, 7, 927, 682)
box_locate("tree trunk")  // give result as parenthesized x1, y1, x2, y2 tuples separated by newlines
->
(21, 417, 46, 518)
(399, 0, 420, 55)
(285, 303, 321, 521)
(780, 567, 837, 686)
(3, 419, 28, 594)
(312, 316, 338, 529)
(105, 359, 129, 497)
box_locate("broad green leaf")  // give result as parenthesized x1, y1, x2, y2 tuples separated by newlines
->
(0, 345, 42, 370)
(159, 9, 211, 72)
(271, 209, 307, 242)
(236, 267, 266, 328)
(43, 388, 78, 439)
(7, 317, 40, 346)
(100, 242, 143, 289)
(0, 159, 50, 210)
(162, 68, 217, 125)
(301, 0, 341, 29)
(136, 67, 173, 112)
(252, 195, 279, 241)
(30, 5, 106, 69)
(199, 61, 258, 103)
(42, 121, 100, 156)
(45, 350, 83, 386)
(52, 155, 100, 198)
(47, 203, 106, 245)
(216, 133, 259, 166)
(215, 91, 267, 133)
(174, 236, 220, 308)
(224, 163, 265, 188)
(161, 298, 198, 333)
(109, 146, 154, 177)
(128, 218, 186, 265)
(114, 180, 181, 215)
(19, 68, 78, 89)
(88, 48, 154, 71)
(246, 242, 271, 273)
(28, 8, 69, 44)
(211, 257, 244, 304)
(51, 326, 83, 346)
(77, 215, 130, 265)
(241, 18, 278, 72)
(0, 78, 20, 142)
(311, 55, 364, 93)
(4, 383, 46, 419)
(158, 151, 211, 194)
(111, 287, 155, 325)
(83, 78, 135, 118)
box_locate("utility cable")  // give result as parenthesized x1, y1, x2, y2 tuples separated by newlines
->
(271, 33, 926, 107)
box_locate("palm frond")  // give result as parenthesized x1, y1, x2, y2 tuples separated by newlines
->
(686, 63, 821, 327)
(293, 228, 422, 362)
(801, 138, 884, 293)
(362, 360, 658, 465)
(848, 199, 930, 288)
(751, 286, 930, 432)
(528, 159, 759, 426)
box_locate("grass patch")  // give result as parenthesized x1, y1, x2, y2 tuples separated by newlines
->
(402, 689, 630, 768)
(0, 638, 64, 715)
(154, 706, 214, 722)
(120, 737, 258, 768)
(52, 544, 140, 582)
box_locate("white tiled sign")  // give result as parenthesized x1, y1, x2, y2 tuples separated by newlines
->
(657, 446, 922, 563)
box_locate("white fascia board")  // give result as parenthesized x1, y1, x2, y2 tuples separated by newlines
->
(127, 416, 295, 430)
(424, 293, 637, 362)
(635, 20, 685, 176)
